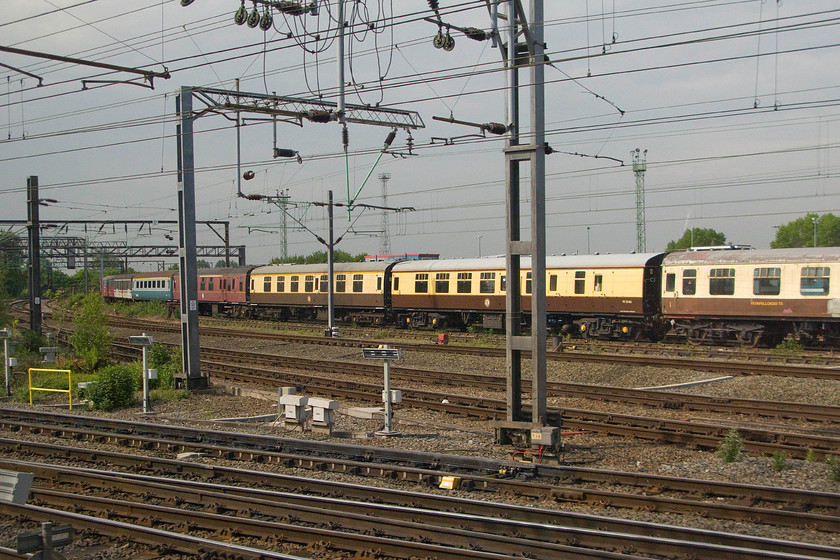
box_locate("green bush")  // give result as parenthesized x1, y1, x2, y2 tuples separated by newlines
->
(66, 293, 86, 308)
(68, 293, 112, 371)
(18, 330, 46, 356)
(147, 344, 180, 391)
(773, 338, 803, 354)
(805, 449, 816, 462)
(717, 428, 745, 463)
(86, 364, 137, 411)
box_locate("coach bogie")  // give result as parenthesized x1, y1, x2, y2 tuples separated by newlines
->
(574, 317, 651, 341)
(673, 319, 787, 347)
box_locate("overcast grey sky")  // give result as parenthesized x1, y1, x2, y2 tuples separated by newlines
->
(1, 0, 838, 268)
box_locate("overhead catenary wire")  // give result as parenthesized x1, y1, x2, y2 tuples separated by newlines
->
(2, 0, 838, 255)
(6, 2, 834, 105)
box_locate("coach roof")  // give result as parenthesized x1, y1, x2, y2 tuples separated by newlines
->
(663, 247, 840, 266)
(392, 253, 666, 272)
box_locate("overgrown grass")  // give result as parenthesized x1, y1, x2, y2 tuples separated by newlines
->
(111, 300, 170, 318)
(13, 367, 96, 405)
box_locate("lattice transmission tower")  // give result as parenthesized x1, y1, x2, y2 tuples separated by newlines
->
(632, 148, 648, 253)
(378, 173, 391, 255)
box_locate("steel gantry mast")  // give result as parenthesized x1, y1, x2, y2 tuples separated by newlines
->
(492, 0, 550, 443)
(176, 85, 423, 389)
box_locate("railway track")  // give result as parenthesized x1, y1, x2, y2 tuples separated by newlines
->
(101, 338, 840, 459)
(5, 454, 840, 560)
(103, 316, 840, 379)
(201, 357, 840, 458)
(185, 344, 840, 424)
(2, 409, 840, 552)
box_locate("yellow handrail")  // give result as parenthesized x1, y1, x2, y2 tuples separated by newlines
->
(28, 368, 73, 410)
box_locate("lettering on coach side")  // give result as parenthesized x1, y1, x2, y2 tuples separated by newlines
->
(750, 301, 783, 306)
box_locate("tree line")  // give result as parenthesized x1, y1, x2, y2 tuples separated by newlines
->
(666, 213, 840, 251)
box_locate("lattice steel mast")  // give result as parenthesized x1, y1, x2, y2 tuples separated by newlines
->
(633, 149, 648, 253)
(378, 173, 392, 256)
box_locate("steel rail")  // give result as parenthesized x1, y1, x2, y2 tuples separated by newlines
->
(0, 547, 26, 560)
(189, 344, 840, 424)
(195, 360, 840, 458)
(0, 502, 307, 559)
(14, 459, 838, 560)
(3, 413, 840, 532)
(104, 315, 840, 370)
(106, 339, 840, 426)
(31, 488, 549, 560)
(8, 408, 840, 512)
(2, 444, 839, 559)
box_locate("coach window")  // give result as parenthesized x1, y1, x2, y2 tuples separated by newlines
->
(500, 275, 506, 292)
(393, 276, 400, 291)
(263, 277, 271, 293)
(801, 267, 830, 295)
(415, 273, 429, 293)
(208, 278, 214, 291)
(276, 276, 284, 292)
(239, 278, 244, 291)
(290, 275, 299, 292)
(594, 274, 603, 293)
(336, 274, 346, 292)
(664, 273, 675, 292)
(456, 272, 472, 293)
(574, 271, 585, 294)
(435, 273, 449, 293)
(480, 272, 495, 293)
(525, 272, 532, 295)
(353, 274, 364, 293)
(709, 268, 735, 295)
(753, 267, 781, 295)
(549, 275, 557, 292)
(250, 279, 254, 291)
(377, 276, 383, 291)
(320, 275, 328, 293)
(305, 275, 315, 293)
(682, 269, 696, 295)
